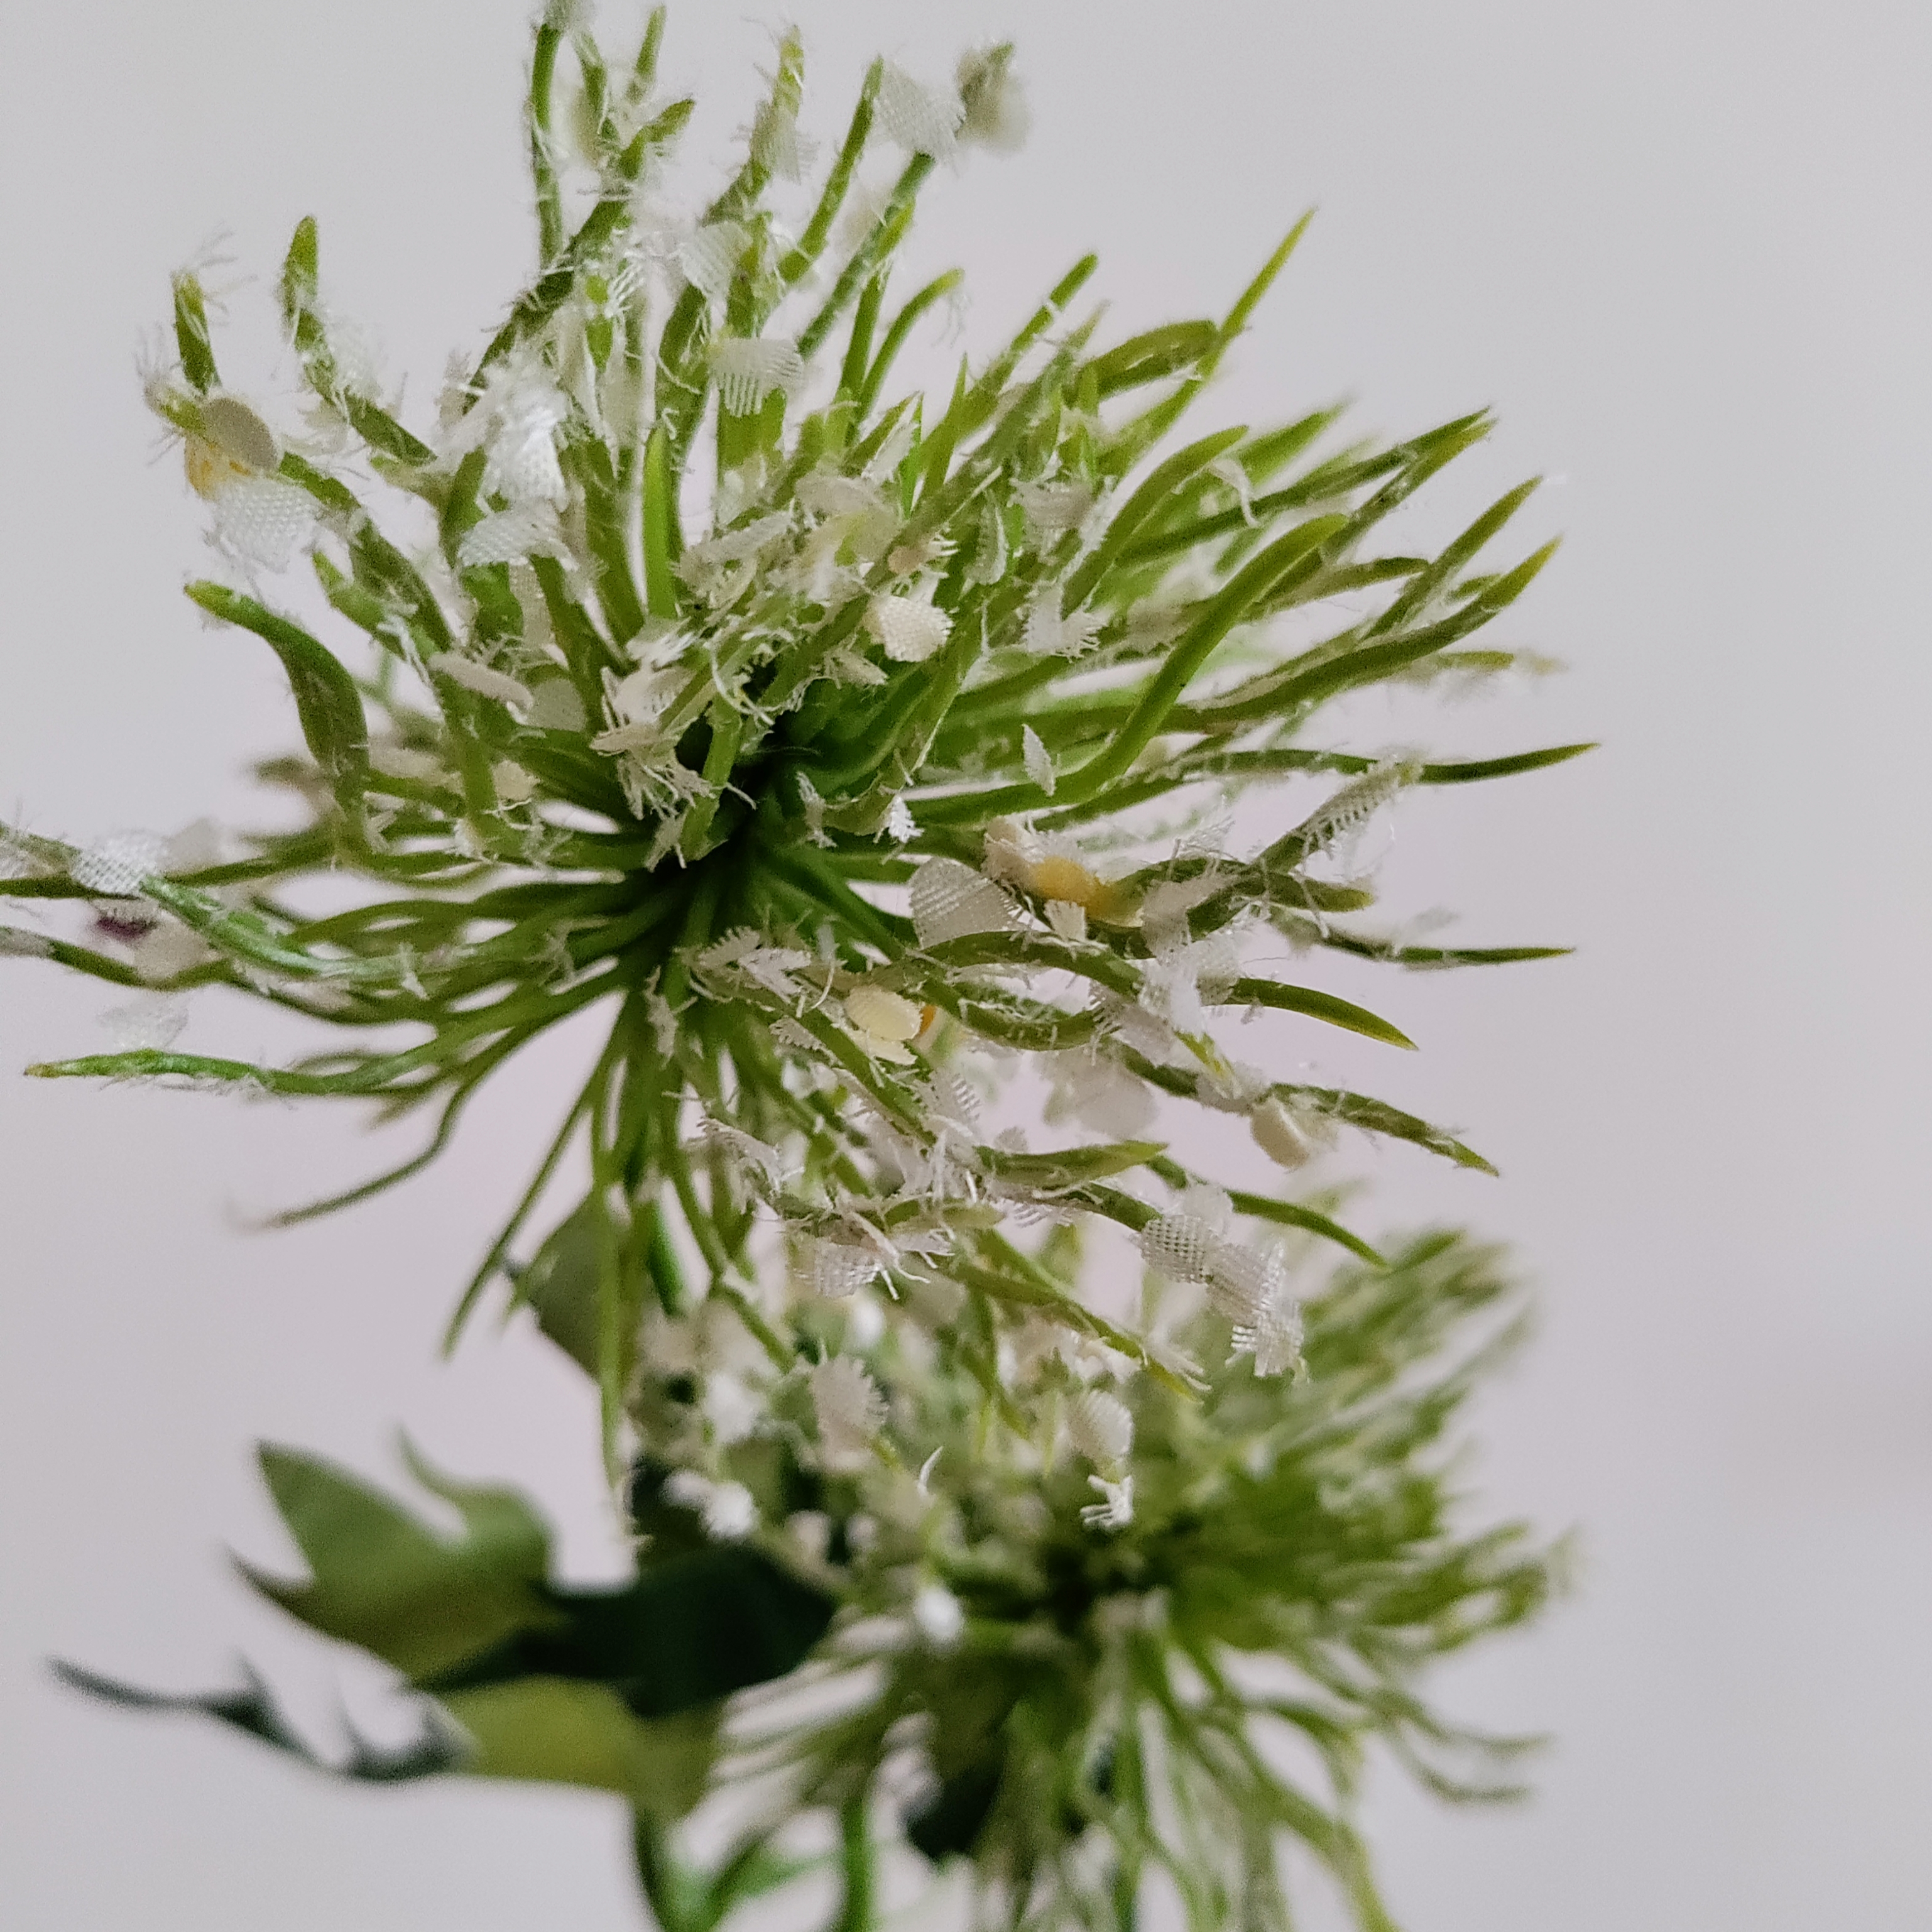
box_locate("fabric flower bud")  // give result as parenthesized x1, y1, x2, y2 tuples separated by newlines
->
(844, 984, 924, 1044)
(876, 63, 963, 158)
(1250, 1096, 1331, 1170)
(199, 393, 282, 474)
(957, 43, 1030, 151)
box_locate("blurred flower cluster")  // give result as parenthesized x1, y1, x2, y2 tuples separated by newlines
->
(9, 7, 1580, 1927)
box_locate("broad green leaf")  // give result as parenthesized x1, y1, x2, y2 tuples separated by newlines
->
(521, 1198, 606, 1376)
(239, 1444, 557, 1681)
(439, 1678, 717, 1821)
(52, 1659, 462, 1784)
(426, 1544, 838, 1721)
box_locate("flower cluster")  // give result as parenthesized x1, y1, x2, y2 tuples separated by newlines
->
(10, 9, 1581, 1928)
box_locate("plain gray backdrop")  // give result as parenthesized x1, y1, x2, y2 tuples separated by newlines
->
(3, 1, 1929, 1926)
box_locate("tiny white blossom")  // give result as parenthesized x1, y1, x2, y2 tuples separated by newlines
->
(1081, 1473, 1134, 1531)
(101, 994, 188, 1054)
(811, 1355, 887, 1471)
(1178, 1184, 1234, 1235)
(912, 1582, 965, 1648)
(491, 760, 537, 805)
(1045, 1051, 1155, 1138)
(865, 593, 951, 663)
(1232, 1296, 1305, 1380)
(1139, 874, 1223, 954)
(1044, 899, 1086, 942)
(844, 983, 924, 1045)
(1204, 452, 1258, 525)
(1022, 592, 1104, 658)
(662, 1470, 758, 1541)
(198, 393, 282, 472)
(711, 932, 816, 1001)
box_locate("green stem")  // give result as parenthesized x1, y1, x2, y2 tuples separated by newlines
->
(631, 1814, 690, 1932)
(827, 1791, 874, 1932)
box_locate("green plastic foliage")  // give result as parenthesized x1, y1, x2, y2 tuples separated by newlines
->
(237, 1444, 555, 1681)
(441, 1681, 718, 1823)
(184, 581, 368, 807)
(13, 13, 1583, 1928)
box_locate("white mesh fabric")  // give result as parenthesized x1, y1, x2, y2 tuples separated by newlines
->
(1015, 478, 1094, 532)
(212, 475, 316, 571)
(865, 594, 950, 663)
(809, 1238, 883, 1299)
(1138, 1213, 1218, 1284)
(457, 505, 559, 567)
(72, 832, 167, 897)
(1233, 1298, 1305, 1379)
(711, 339, 805, 417)
(1067, 1389, 1134, 1467)
(876, 65, 962, 158)
(677, 221, 750, 304)
(437, 657, 533, 709)
(909, 858, 1017, 947)
(1204, 1241, 1284, 1324)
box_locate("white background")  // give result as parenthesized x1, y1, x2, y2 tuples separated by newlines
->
(3, 2, 1929, 1926)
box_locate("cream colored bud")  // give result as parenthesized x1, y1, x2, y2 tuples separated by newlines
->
(844, 984, 924, 1043)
